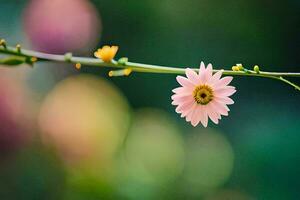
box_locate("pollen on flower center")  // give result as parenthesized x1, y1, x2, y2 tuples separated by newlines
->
(193, 85, 214, 105)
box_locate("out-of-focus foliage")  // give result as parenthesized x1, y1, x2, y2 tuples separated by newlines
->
(0, 0, 299, 199)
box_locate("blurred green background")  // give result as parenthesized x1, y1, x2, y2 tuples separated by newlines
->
(0, 0, 300, 199)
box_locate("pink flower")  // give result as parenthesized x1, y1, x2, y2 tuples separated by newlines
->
(171, 62, 236, 127)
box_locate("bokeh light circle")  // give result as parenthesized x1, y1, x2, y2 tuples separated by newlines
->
(183, 129, 234, 194)
(0, 68, 34, 156)
(121, 109, 185, 188)
(38, 74, 131, 167)
(23, 0, 101, 53)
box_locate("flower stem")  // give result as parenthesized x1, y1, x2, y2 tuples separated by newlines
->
(1, 45, 300, 90)
(277, 76, 300, 91)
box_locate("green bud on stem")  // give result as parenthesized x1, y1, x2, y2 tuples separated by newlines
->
(254, 65, 260, 73)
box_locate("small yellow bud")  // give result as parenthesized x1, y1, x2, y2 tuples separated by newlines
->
(236, 63, 244, 71)
(254, 65, 260, 73)
(108, 71, 114, 77)
(64, 52, 72, 62)
(94, 45, 119, 63)
(30, 57, 38, 63)
(108, 68, 132, 77)
(124, 68, 132, 76)
(16, 44, 21, 53)
(118, 57, 128, 65)
(0, 39, 6, 48)
(75, 63, 81, 70)
(232, 66, 239, 71)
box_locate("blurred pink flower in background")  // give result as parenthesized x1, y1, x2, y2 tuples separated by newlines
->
(23, 0, 102, 54)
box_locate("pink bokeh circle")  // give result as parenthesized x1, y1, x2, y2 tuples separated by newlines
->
(23, 0, 102, 54)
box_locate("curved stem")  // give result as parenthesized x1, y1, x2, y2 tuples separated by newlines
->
(277, 76, 300, 91)
(1, 45, 300, 90)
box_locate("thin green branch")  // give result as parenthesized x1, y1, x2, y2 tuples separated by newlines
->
(277, 76, 300, 91)
(0, 44, 300, 91)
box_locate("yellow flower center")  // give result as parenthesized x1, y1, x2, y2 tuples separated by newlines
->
(193, 85, 214, 105)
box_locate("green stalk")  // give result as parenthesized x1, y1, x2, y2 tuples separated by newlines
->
(1, 44, 300, 90)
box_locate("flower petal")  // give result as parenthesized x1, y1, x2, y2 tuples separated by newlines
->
(209, 70, 223, 84)
(213, 76, 233, 88)
(198, 63, 207, 84)
(184, 103, 197, 121)
(214, 86, 236, 97)
(181, 102, 197, 118)
(207, 104, 219, 124)
(176, 76, 195, 87)
(205, 63, 213, 80)
(210, 101, 229, 116)
(172, 87, 192, 96)
(199, 62, 206, 75)
(171, 95, 192, 105)
(191, 108, 200, 126)
(190, 106, 203, 127)
(200, 107, 208, 127)
(185, 68, 200, 85)
(214, 96, 234, 105)
(175, 98, 194, 113)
